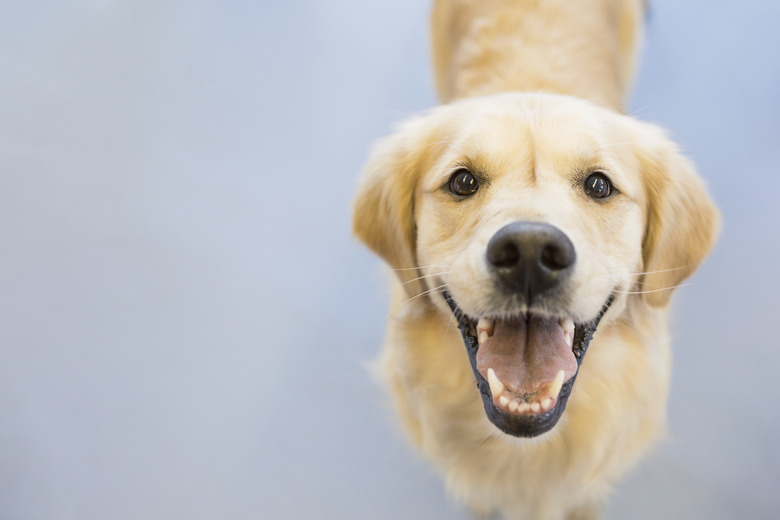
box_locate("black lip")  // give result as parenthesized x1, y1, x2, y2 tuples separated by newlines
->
(443, 291, 614, 438)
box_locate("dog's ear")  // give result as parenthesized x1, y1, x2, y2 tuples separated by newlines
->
(632, 122, 721, 307)
(353, 114, 444, 298)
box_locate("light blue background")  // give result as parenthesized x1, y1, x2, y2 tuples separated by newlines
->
(1, 1, 778, 519)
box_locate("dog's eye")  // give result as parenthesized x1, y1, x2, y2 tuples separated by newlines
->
(449, 169, 479, 196)
(583, 172, 612, 199)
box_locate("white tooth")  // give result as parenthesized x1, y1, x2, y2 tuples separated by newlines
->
(487, 368, 505, 397)
(517, 402, 530, 414)
(560, 317, 574, 337)
(477, 317, 495, 337)
(478, 330, 489, 344)
(541, 397, 554, 412)
(530, 402, 541, 413)
(499, 395, 510, 408)
(548, 370, 565, 398)
(509, 400, 519, 413)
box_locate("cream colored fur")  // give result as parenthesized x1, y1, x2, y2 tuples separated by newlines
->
(353, 1, 719, 519)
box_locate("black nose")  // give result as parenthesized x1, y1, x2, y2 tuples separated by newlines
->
(486, 221, 576, 300)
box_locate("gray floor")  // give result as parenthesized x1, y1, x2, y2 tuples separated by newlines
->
(1, 1, 778, 519)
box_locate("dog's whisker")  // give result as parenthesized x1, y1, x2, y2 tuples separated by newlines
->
(615, 314, 641, 336)
(391, 284, 448, 315)
(391, 264, 449, 272)
(627, 266, 689, 276)
(381, 271, 452, 293)
(382, 273, 452, 296)
(381, 267, 452, 296)
(443, 301, 456, 338)
(378, 283, 447, 328)
(612, 282, 693, 295)
(398, 271, 454, 287)
(628, 104, 655, 117)
(591, 266, 690, 281)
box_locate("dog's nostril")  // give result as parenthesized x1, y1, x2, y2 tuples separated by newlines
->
(487, 241, 520, 267)
(540, 242, 575, 271)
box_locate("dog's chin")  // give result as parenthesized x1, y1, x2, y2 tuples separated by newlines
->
(443, 291, 614, 438)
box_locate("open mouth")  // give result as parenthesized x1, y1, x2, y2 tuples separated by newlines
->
(444, 291, 614, 438)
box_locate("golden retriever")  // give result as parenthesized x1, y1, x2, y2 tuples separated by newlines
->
(352, 1, 720, 518)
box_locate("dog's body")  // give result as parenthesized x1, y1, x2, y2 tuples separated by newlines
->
(354, 1, 719, 519)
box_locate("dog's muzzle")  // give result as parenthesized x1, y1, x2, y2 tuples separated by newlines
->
(443, 221, 613, 438)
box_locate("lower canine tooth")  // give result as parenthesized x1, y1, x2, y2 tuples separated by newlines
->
(478, 330, 489, 344)
(487, 368, 505, 396)
(548, 370, 565, 398)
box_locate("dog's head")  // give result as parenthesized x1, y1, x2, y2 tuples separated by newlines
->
(354, 93, 719, 437)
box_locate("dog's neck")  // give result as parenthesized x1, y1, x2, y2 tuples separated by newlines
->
(430, 0, 643, 112)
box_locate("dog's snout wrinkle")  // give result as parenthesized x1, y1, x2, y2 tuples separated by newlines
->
(486, 222, 576, 300)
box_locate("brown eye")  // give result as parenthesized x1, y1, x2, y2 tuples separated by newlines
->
(583, 172, 612, 199)
(449, 169, 479, 196)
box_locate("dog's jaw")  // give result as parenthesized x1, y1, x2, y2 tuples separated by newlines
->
(444, 291, 614, 438)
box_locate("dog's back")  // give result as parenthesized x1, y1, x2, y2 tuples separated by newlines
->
(431, 0, 644, 110)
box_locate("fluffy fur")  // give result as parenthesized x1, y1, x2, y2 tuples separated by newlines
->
(353, 1, 719, 518)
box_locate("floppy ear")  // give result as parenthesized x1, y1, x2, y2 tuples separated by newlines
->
(352, 114, 443, 298)
(633, 123, 721, 307)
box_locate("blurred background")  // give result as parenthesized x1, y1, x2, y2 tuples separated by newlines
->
(1, 1, 778, 518)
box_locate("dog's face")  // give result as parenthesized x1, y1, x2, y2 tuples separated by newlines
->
(354, 93, 718, 437)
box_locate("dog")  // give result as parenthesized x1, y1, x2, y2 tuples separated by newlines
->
(353, 1, 719, 518)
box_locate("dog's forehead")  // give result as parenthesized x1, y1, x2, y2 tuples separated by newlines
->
(451, 97, 613, 159)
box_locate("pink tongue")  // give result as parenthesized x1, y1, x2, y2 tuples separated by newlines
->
(475, 315, 577, 395)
